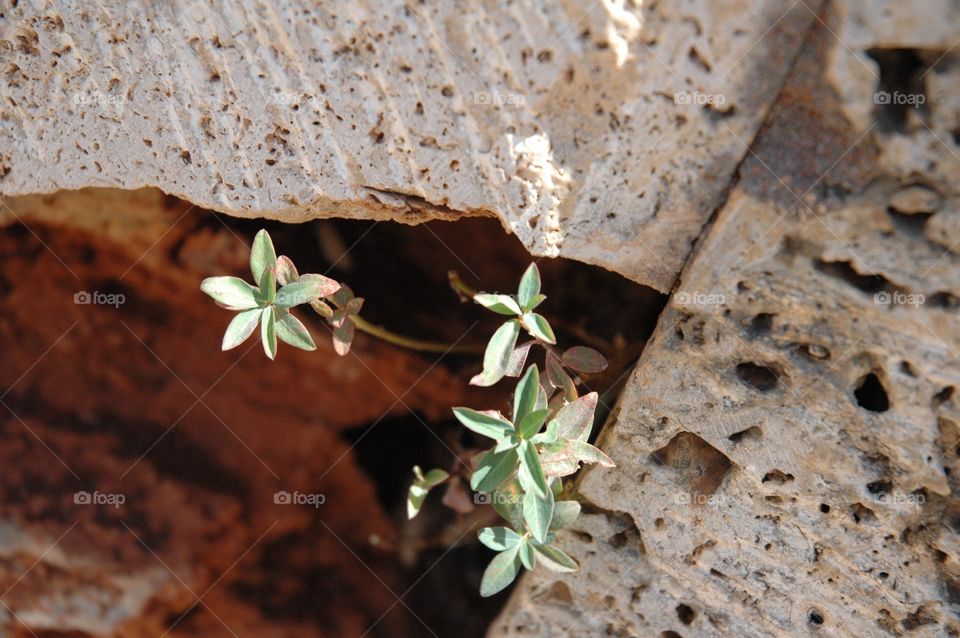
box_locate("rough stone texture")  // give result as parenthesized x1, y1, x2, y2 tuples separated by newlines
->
(1, 1, 959, 637)
(0, 189, 482, 636)
(492, 2, 960, 636)
(0, 0, 819, 291)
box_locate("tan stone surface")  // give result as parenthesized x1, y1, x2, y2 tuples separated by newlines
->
(1, 1, 959, 636)
(0, 0, 818, 291)
(492, 2, 960, 635)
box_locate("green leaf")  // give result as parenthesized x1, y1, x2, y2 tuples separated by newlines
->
(549, 476, 563, 498)
(493, 432, 520, 453)
(518, 440, 549, 497)
(529, 420, 559, 445)
(527, 293, 547, 310)
(539, 441, 581, 478)
(474, 293, 522, 316)
(516, 408, 550, 440)
(512, 365, 540, 424)
(471, 448, 519, 493)
(562, 346, 608, 374)
(523, 484, 554, 543)
(518, 539, 536, 570)
(310, 298, 334, 319)
(407, 483, 429, 519)
(345, 297, 364, 316)
(491, 480, 524, 529)
(201, 276, 260, 310)
(274, 256, 299, 286)
(552, 392, 598, 442)
(534, 544, 578, 573)
(422, 468, 450, 487)
(478, 527, 522, 551)
(257, 267, 276, 305)
(221, 308, 261, 350)
(568, 440, 615, 467)
(523, 312, 556, 344)
(260, 306, 277, 359)
(471, 320, 521, 387)
(452, 407, 513, 441)
(479, 545, 522, 597)
(517, 263, 541, 311)
(505, 341, 535, 378)
(406, 467, 449, 519)
(536, 382, 549, 412)
(550, 501, 581, 530)
(299, 273, 341, 298)
(332, 318, 355, 355)
(546, 352, 578, 400)
(275, 281, 322, 308)
(330, 284, 355, 307)
(250, 229, 277, 282)
(329, 308, 348, 328)
(275, 310, 316, 351)
(539, 440, 614, 477)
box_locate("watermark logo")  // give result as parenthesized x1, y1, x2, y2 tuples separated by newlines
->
(71, 77, 127, 117)
(274, 490, 325, 508)
(72, 91, 126, 108)
(271, 92, 321, 108)
(74, 490, 126, 508)
(874, 291, 924, 308)
(874, 91, 925, 107)
(872, 491, 925, 506)
(674, 492, 726, 507)
(474, 492, 521, 506)
(473, 92, 526, 107)
(674, 291, 726, 307)
(74, 291, 125, 308)
(674, 91, 726, 106)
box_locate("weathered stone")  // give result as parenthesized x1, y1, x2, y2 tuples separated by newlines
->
(0, 189, 479, 636)
(493, 1, 960, 635)
(0, 0, 818, 291)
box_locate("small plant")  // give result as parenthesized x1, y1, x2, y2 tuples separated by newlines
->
(201, 229, 615, 597)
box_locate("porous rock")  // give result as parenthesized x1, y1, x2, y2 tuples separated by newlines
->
(0, 0, 818, 291)
(492, 1, 960, 635)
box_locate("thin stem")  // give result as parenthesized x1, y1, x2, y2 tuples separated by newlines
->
(351, 314, 484, 354)
(448, 270, 478, 300)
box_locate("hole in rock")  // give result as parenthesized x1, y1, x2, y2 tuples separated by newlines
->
(0, 192, 667, 636)
(728, 425, 762, 443)
(762, 470, 794, 484)
(933, 386, 955, 405)
(813, 259, 898, 296)
(748, 312, 774, 336)
(652, 432, 733, 497)
(855, 373, 890, 412)
(676, 603, 696, 625)
(866, 48, 930, 132)
(736, 362, 780, 392)
(867, 480, 894, 496)
(808, 608, 825, 626)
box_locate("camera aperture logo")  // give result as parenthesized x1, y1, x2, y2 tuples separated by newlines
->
(873, 91, 925, 107)
(74, 490, 126, 508)
(274, 490, 325, 508)
(74, 290, 125, 308)
(474, 492, 521, 506)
